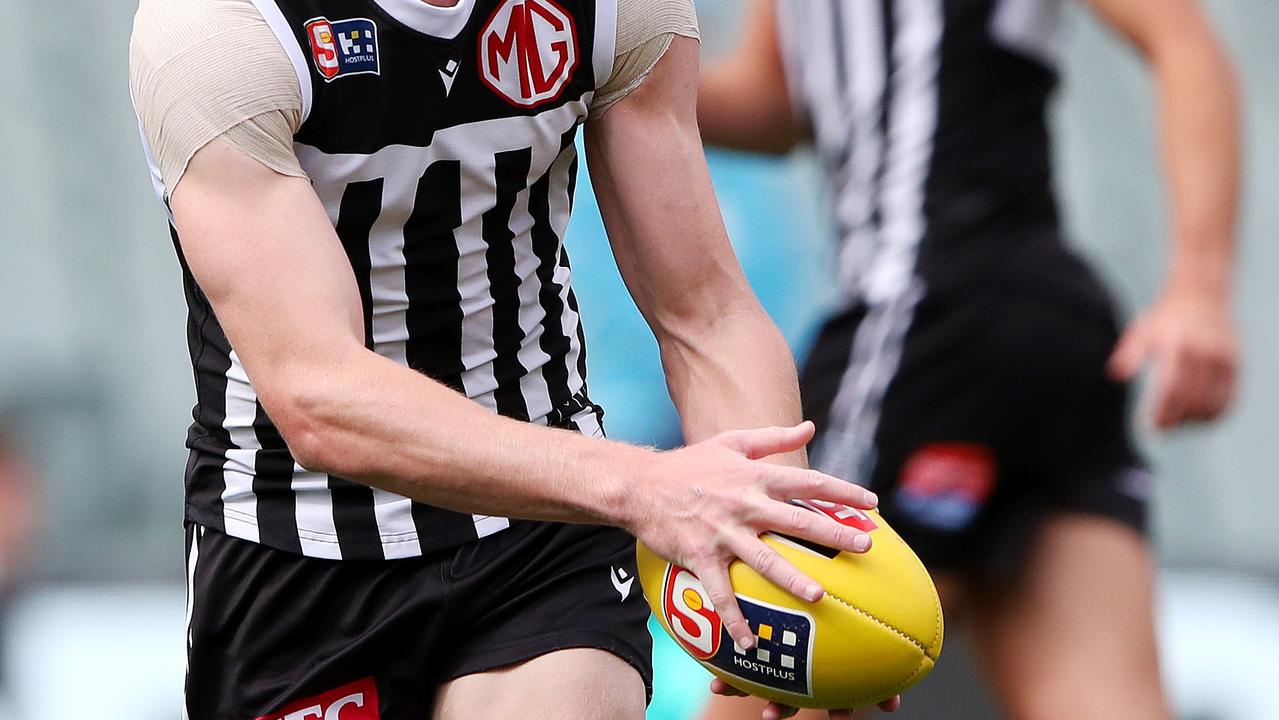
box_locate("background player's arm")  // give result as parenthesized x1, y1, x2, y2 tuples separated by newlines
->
(1088, 0, 1241, 428)
(695, 0, 804, 153)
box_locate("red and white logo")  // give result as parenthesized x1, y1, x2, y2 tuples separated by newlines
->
(255, 677, 380, 720)
(662, 565, 723, 660)
(478, 0, 578, 107)
(307, 20, 341, 80)
(900, 443, 996, 504)
(795, 499, 879, 533)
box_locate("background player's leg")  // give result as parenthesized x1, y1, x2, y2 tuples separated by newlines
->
(432, 648, 646, 720)
(967, 514, 1172, 720)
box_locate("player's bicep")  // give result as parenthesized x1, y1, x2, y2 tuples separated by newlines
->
(170, 138, 366, 401)
(585, 36, 756, 334)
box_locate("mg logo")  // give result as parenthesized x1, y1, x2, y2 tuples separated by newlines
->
(479, 0, 578, 107)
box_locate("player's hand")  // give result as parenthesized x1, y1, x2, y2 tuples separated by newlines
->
(1108, 285, 1238, 429)
(708, 677, 901, 719)
(626, 421, 879, 652)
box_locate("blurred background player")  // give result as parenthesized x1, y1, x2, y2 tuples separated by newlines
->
(0, 422, 38, 720)
(697, 1, 1240, 718)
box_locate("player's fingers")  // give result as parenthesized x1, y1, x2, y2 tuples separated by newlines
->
(1182, 352, 1220, 421)
(734, 535, 824, 603)
(763, 703, 799, 720)
(826, 711, 855, 720)
(761, 501, 873, 554)
(1202, 357, 1236, 418)
(878, 695, 903, 712)
(708, 678, 749, 697)
(693, 561, 757, 651)
(765, 467, 879, 509)
(720, 422, 817, 460)
(1108, 322, 1151, 381)
(1150, 351, 1188, 430)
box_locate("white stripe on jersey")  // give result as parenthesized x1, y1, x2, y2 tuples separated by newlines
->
(836, 0, 889, 298)
(222, 350, 261, 542)
(547, 144, 586, 396)
(456, 151, 503, 409)
(591, 0, 619, 91)
(510, 138, 566, 421)
(292, 468, 343, 559)
(367, 157, 424, 556)
(817, 0, 942, 484)
(247, 0, 314, 122)
(990, 0, 1063, 68)
(472, 515, 511, 538)
(182, 525, 200, 720)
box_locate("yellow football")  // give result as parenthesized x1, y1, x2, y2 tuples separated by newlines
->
(637, 503, 943, 709)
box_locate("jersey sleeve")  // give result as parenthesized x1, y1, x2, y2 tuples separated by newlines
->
(590, 0, 700, 115)
(129, 0, 306, 197)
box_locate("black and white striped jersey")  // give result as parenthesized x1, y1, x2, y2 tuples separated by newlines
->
(776, 0, 1115, 483)
(157, 0, 616, 560)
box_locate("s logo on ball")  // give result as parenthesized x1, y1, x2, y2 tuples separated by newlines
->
(663, 566, 722, 659)
(637, 507, 944, 710)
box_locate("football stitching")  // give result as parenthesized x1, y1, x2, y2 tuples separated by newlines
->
(822, 591, 930, 656)
(883, 528, 944, 656)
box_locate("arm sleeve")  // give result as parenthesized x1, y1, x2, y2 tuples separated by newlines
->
(590, 0, 700, 115)
(129, 0, 306, 197)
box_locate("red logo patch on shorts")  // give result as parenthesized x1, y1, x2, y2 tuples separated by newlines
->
(255, 677, 380, 720)
(895, 443, 996, 531)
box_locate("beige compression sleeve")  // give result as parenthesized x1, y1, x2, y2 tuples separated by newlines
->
(130, 0, 305, 196)
(592, 0, 701, 115)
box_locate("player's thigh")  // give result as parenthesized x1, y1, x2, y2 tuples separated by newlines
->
(433, 647, 645, 720)
(967, 514, 1171, 720)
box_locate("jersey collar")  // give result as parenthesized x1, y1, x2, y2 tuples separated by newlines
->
(369, 0, 478, 40)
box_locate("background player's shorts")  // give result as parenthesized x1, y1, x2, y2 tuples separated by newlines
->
(183, 520, 652, 719)
(802, 287, 1149, 578)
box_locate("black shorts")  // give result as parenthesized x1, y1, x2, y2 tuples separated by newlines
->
(802, 288, 1149, 578)
(184, 520, 652, 719)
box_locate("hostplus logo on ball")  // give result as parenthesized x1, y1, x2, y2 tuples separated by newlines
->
(661, 565, 815, 696)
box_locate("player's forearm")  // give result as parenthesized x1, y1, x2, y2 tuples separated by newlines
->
(1149, 24, 1240, 299)
(656, 303, 807, 468)
(268, 345, 645, 527)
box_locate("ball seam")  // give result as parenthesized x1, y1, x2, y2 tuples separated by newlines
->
(822, 591, 930, 655)
(883, 528, 944, 656)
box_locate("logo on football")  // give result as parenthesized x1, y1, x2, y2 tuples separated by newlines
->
(662, 565, 723, 660)
(479, 0, 578, 107)
(637, 508, 944, 710)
